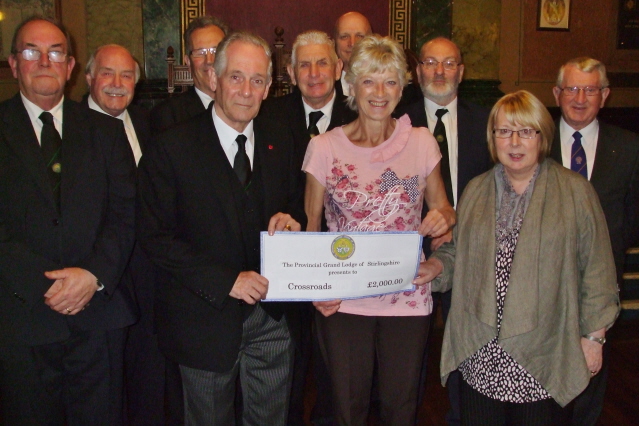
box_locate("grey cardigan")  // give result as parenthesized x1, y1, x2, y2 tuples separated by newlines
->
(432, 159, 620, 406)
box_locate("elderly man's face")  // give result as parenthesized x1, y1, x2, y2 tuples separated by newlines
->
(9, 19, 75, 109)
(288, 43, 342, 110)
(335, 13, 371, 70)
(86, 46, 137, 117)
(185, 25, 225, 97)
(553, 65, 610, 131)
(417, 38, 464, 106)
(212, 41, 271, 133)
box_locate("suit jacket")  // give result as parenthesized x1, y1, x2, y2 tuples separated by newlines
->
(432, 159, 619, 406)
(149, 86, 206, 135)
(260, 86, 357, 172)
(0, 94, 137, 348)
(137, 107, 303, 372)
(395, 96, 492, 200)
(551, 121, 639, 282)
(81, 94, 152, 155)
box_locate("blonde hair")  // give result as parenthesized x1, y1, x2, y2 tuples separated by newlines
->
(344, 35, 410, 111)
(556, 57, 609, 88)
(486, 90, 555, 164)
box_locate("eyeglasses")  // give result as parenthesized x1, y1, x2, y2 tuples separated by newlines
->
(16, 49, 67, 63)
(419, 58, 459, 71)
(559, 86, 604, 96)
(493, 128, 540, 139)
(189, 47, 217, 58)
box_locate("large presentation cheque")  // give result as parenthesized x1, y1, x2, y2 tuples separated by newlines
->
(260, 232, 422, 301)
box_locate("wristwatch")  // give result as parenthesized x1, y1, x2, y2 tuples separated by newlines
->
(582, 334, 606, 345)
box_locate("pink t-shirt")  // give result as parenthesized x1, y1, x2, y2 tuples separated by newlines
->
(302, 114, 441, 316)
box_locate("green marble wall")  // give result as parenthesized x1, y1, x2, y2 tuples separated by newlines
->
(142, 0, 180, 80)
(412, 0, 452, 52)
(85, 0, 144, 73)
(452, 0, 500, 80)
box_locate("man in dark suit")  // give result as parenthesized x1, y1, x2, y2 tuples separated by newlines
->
(0, 17, 136, 424)
(260, 30, 357, 425)
(551, 57, 639, 426)
(84, 43, 185, 425)
(395, 37, 492, 425)
(150, 15, 228, 135)
(137, 32, 303, 425)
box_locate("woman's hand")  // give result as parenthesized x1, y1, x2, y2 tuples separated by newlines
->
(413, 258, 444, 286)
(313, 299, 342, 317)
(267, 213, 301, 235)
(581, 329, 606, 377)
(419, 210, 455, 239)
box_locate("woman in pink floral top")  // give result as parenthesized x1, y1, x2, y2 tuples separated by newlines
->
(302, 35, 455, 425)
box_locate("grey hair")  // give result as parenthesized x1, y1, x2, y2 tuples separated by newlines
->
(184, 16, 230, 53)
(556, 57, 609, 88)
(344, 34, 410, 111)
(85, 44, 141, 83)
(291, 30, 338, 67)
(213, 32, 272, 82)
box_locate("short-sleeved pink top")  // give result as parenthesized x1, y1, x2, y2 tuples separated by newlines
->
(302, 114, 441, 316)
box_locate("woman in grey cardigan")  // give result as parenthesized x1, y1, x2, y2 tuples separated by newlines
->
(415, 90, 619, 425)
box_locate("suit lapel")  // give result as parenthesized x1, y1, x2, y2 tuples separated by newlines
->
(60, 100, 90, 201)
(128, 107, 151, 154)
(456, 101, 472, 197)
(1, 94, 55, 208)
(196, 115, 244, 244)
(291, 92, 311, 146)
(184, 87, 207, 119)
(590, 123, 616, 185)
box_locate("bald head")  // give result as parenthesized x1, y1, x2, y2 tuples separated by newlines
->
(85, 45, 139, 117)
(334, 12, 372, 71)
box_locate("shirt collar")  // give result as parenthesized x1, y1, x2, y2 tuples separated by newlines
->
(559, 117, 599, 145)
(87, 95, 132, 125)
(212, 103, 255, 149)
(424, 96, 458, 121)
(22, 92, 64, 125)
(302, 89, 336, 119)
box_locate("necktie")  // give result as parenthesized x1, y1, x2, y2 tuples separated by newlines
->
(434, 109, 454, 206)
(571, 131, 588, 179)
(308, 111, 324, 138)
(233, 134, 251, 188)
(39, 111, 62, 208)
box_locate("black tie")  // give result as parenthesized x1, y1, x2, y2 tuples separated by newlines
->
(233, 134, 251, 188)
(308, 111, 324, 138)
(434, 109, 454, 206)
(39, 111, 62, 208)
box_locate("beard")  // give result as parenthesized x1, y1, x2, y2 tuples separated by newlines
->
(422, 79, 459, 104)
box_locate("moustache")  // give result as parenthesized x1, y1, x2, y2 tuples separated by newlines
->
(102, 86, 130, 96)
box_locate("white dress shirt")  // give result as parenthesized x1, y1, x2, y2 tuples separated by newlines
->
(558, 117, 599, 180)
(212, 104, 255, 168)
(21, 93, 64, 145)
(302, 90, 336, 135)
(424, 97, 460, 206)
(88, 96, 142, 165)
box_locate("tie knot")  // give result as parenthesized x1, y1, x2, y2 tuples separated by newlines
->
(573, 131, 582, 142)
(40, 111, 55, 125)
(435, 109, 449, 119)
(236, 134, 247, 149)
(309, 111, 324, 128)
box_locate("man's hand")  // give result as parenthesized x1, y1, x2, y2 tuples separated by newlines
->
(413, 258, 444, 286)
(267, 213, 301, 235)
(43, 268, 99, 315)
(313, 300, 342, 317)
(229, 271, 269, 304)
(418, 209, 454, 238)
(430, 229, 453, 252)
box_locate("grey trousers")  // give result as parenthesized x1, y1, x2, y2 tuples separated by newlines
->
(180, 305, 293, 426)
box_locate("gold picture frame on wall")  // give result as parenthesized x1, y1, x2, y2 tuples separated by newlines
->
(0, 0, 61, 68)
(537, 0, 571, 31)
